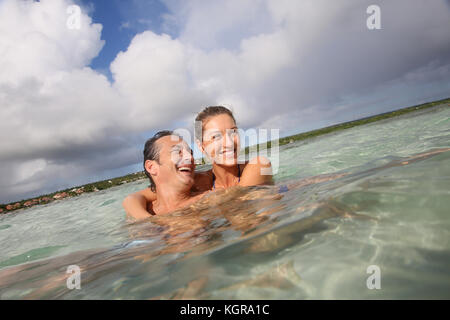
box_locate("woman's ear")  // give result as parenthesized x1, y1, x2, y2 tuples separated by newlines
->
(145, 160, 158, 177)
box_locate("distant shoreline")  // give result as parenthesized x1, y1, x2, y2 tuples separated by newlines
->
(1, 97, 449, 214)
(246, 97, 450, 152)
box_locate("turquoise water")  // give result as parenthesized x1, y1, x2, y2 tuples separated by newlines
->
(0, 104, 449, 299)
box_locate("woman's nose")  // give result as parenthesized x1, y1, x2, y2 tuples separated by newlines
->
(224, 133, 234, 148)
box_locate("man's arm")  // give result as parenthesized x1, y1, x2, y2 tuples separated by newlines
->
(123, 188, 156, 220)
(239, 156, 273, 186)
(123, 171, 211, 219)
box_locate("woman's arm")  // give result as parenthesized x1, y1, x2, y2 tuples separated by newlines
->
(239, 156, 273, 186)
(122, 188, 156, 220)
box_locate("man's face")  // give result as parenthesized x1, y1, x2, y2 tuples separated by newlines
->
(154, 135, 195, 190)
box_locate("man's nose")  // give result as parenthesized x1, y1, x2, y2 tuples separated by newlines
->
(181, 148, 193, 162)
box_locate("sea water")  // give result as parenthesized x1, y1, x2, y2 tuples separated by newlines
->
(0, 104, 449, 299)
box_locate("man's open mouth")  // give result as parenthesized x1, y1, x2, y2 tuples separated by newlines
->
(177, 165, 193, 174)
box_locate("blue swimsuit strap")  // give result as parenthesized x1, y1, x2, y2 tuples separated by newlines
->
(212, 164, 241, 190)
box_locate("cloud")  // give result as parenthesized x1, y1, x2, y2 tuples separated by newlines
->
(0, 0, 450, 202)
(110, 31, 209, 131)
(0, 0, 103, 85)
(160, 0, 450, 128)
(0, 0, 130, 201)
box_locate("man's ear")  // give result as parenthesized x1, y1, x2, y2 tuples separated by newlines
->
(145, 160, 158, 177)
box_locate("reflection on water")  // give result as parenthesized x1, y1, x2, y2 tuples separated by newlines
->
(0, 105, 449, 299)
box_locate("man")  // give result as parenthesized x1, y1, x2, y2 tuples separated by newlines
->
(123, 131, 205, 220)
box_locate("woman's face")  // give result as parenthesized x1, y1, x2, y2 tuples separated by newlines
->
(201, 114, 240, 166)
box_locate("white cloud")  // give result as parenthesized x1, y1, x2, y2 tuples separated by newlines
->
(111, 31, 207, 131)
(160, 0, 450, 127)
(0, 0, 126, 201)
(0, 0, 103, 85)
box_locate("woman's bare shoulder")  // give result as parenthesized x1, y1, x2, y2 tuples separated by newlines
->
(240, 156, 273, 186)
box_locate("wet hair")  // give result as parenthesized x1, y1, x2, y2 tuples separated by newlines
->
(194, 106, 236, 141)
(143, 130, 180, 192)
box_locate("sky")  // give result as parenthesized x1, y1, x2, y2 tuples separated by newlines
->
(0, 0, 449, 204)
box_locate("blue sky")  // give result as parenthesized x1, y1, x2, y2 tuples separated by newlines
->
(0, 0, 449, 203)
(79, 0, 171, 80)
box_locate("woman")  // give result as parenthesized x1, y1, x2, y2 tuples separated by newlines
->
(123, 106, 273, 217)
